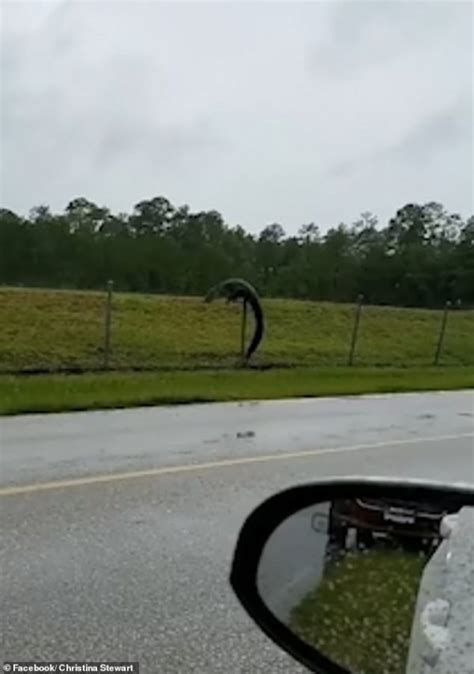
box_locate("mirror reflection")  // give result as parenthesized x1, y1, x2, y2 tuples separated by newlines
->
(257, 496, 463, 674)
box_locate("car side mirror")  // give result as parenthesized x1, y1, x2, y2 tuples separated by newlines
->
(230, 478, 474, 674)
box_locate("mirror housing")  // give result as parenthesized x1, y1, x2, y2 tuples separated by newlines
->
(230, 478, 474, 674)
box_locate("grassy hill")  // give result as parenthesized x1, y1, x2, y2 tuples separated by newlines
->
(1, 287, 473, 373)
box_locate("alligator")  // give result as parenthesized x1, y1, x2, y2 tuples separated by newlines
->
(204, 278, 264, 362)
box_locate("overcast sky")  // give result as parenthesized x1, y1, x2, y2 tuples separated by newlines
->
(2, 0, 473, 233)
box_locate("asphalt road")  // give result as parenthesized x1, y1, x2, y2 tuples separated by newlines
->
(257, 503, 330, 623)
(1, 391, 473, 673)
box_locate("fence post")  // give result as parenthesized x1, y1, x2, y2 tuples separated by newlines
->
(103, 279, 114, 369)
(240, 299, 248, 362)
(348, 294, 364, 366)
(434, 300, 451, 366)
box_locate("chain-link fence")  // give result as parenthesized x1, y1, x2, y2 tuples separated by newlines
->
(1, 284, 473, 374)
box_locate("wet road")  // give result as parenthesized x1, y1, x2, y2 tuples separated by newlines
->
(1, 391, 473, 673)
(257, 503, 330, 622)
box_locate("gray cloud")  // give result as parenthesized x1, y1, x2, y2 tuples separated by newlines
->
(386, 96, 472, 161)
(310, 1, 471, 78)
(1, 1, 472, 230)
(96, 116, 226, 167)
(329, 94, 472, 177)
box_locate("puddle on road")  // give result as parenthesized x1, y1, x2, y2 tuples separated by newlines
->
(236, 431, 256, 439)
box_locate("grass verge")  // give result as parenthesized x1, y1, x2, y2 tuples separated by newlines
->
(289, 548, 427, 674)
(1, 287, 473, 372)
(1, 366, 472, 415)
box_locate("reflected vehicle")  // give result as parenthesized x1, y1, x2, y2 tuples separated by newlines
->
(230, 478, 474, 674)
(326, 497, 449, 551)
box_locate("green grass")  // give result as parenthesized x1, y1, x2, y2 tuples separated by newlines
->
(1, 287, 471, 414)
(289, 548, 427, 674)
(1, 287, 473, 372)
(1, 366, 473, 415)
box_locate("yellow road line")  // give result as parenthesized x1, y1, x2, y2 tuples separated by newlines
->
(1, 432, 472, 497)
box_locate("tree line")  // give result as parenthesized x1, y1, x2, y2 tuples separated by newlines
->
(1, 197, 473, 308)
